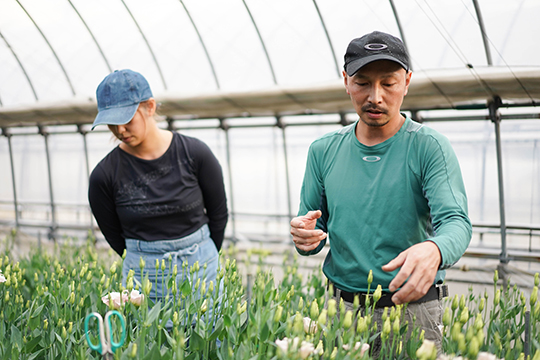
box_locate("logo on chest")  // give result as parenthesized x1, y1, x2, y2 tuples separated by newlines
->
(362, 156, 381, 162)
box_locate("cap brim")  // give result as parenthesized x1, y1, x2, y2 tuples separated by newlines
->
(91, 103, 139, 130)
(345, 55, 408, 76)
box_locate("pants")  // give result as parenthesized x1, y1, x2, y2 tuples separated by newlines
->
(332, 288, 443, 358)
(122, 224, 220, 324)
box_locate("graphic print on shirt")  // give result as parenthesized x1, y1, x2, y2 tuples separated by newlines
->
(116, 165, 202, 216)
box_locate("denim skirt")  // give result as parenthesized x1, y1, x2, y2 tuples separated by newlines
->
(122, 224, 220, 307)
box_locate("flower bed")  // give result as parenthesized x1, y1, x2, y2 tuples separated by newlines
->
(0, 230, 538, 360)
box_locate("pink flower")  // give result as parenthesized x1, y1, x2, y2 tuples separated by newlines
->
(101, 291, 129, 309)
(275, 337, 290, 353)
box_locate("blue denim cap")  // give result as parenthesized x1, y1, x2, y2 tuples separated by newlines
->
(92, 69, 153, 130)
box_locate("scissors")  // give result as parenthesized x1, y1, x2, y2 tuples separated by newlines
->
(85, 310, 127, 360)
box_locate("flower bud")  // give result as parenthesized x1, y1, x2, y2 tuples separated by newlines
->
(317, 309, 327, 327)
(155, 259, 159, 271)
(530, 286, 538, 307)
(443, 307, 451, 327)
(343, 310, 353, 329)
(4, 291, 9, 302)
(68, 322, 73, 333)
(43, 319, 48, 330)
(69, 292, 75, 304)
(161, 259, 166, 272)
(356, 316, 367, 333)
(467, 336, 479, 359)
(139, 257, 145, 270)
(373, 285, 382, 304)
(393, 317, 400, 335)
(479, 298, 485, 312)
(535, 273, 539, 287)
(130, 343, 138, 358)
(494, 289, 501, 306)
(62, 326, 67, 339)
(193, 261, 200, 273)
(237, 301, 246, 315)
(382, 318, 391, 340)
(310, 300, 319, 320)
(382, 307, 388, 322)
(367, 270, 373, 286)
(110, 262, 117, 275)
(493, 270, 499, 284)
(293, 312, 303, 334)
(459, 294, 465, 310)
(274, 305, 283, 323)
(298, 297, 304, 311)
(328, 299, 337, 318)
(353, 294, 359, 309)
(459, 307, 469, 324)
(173, 265, 178, 278)
(200, 299, 208, 314)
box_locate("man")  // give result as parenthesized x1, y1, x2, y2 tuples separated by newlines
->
(290, 31, 472, 352)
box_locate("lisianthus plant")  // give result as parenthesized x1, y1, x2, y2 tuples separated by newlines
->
(0, 228, 538, 360)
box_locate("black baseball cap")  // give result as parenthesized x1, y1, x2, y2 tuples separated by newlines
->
(344, 31, 410, 76)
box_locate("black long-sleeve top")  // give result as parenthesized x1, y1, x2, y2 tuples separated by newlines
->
(88, 132, 228, 256)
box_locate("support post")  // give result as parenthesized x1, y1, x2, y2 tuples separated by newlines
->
(220, 118, 236, 242)
(276, 116, 293, 220)
(77, 125, 93, 235)
(39, 125, 57, 241)
(2, 128, 19, 228)
(489, 96, 508, 264)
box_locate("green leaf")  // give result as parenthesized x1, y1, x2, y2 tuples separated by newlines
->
(31, 304, 45, 319)
(223, 315, 232, 327)
(10, 325, 22, 351)
(27, 349, 45, 360)
(142, 343, 160, 360)
(59, 282, 70, 300)
(259, 322, 270, 342)
(189, 331, 205, 352)
(145, 301, 162, 326)
(209, 318, 224, 342)
(24, 335, 41, 353)
(181, 281, 192, 297)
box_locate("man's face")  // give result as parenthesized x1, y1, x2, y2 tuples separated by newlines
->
(343, 60, 411, 128)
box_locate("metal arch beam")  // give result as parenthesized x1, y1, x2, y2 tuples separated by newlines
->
(15, 0, 76, 96)
(388, 0, 412, 71)
(472, 0, 493, 66)
(67, 0, 112, 73)
(0, 30, 38, 102)
(120, 0, 167, 89)
(241, 0, 277, 85)
(312, 0, 341, 78)
(178, 0, 220, 90)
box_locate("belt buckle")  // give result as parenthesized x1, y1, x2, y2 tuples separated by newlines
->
(437, 284, 449, 300)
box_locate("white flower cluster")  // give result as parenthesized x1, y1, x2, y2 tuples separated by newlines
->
(101, 290, 144, 309)
(0, 270, 5, 283)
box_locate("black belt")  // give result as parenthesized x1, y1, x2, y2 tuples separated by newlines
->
(332, 283, 448, 308)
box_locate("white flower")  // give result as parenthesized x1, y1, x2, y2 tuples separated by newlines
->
(0, 270, 5, 283)
(416, 339, 437, 359)
(476, 353, 498, 360)
(303, 317, 317, 334)
(299, 341, 315, 359)
(102, 290, 143, 309)
(275, 337, 290, 353)
(129, 290, 144, 306)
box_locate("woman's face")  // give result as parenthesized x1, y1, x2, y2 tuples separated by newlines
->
(108, 101, 152, 148)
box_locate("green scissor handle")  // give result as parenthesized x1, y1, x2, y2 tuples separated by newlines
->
(85, 310, 126, 356)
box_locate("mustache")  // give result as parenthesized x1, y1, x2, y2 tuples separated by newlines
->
(361, 105, 387, 114)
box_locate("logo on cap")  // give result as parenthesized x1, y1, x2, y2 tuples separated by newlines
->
(364, 43, 388, 51)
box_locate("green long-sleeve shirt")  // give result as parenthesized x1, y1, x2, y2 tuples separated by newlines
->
(296, 115, 472, 293)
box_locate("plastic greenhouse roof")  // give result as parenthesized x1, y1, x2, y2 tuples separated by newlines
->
(0, 0, 539, 127)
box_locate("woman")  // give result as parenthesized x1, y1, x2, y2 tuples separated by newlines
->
(88, 69, 228, 308)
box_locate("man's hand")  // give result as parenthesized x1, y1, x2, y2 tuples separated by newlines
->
(382, 241, 441, 305)
(290, 210, 327, 252)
